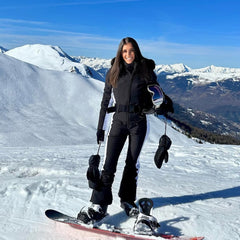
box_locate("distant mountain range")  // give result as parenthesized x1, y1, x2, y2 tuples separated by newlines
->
(3, 44, 240, 143)
(75, 55, 240, 142)
(157, 68, 240, 141)
(77, 56, 240, 142)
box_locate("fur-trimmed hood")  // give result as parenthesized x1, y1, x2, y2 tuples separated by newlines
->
(141, 58, 155, 70)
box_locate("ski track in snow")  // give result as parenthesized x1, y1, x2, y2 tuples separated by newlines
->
(0, 143, 239, 240)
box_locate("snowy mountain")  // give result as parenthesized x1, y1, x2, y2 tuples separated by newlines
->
(4, 43, 240, 140)
(70, 55, 240, 140)
(154, 62, 240, 84)
(5, 44, 240, 84)
(73, 56, 240, 85)
(0, 52, 183, 147)
(195, 64, 240, 74)
(5, 44, 79, 71)
(74, 56, 111, 71)
(155, 63, 191, 75)
(158, 68, 240, 139)
(153, 64, 240, 140)
(73, 56, 111, 81)
(5, 44, 105, 81)
(0, 53, 105, 146)
(0, 44, 239, 240)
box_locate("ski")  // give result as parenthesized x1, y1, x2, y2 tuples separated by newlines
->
(45, 208, 204, 240)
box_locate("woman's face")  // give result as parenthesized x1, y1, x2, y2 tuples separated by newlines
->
(122, 43, 135, 64)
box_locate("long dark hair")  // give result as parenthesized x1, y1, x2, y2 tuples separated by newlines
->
(109, 37, 146, 87)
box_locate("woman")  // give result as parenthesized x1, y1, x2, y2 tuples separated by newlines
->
(78, 37, 173, 223)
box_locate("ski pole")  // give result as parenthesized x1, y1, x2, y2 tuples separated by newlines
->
(97, 141, 101, 155)
(164, 115, 167, 135)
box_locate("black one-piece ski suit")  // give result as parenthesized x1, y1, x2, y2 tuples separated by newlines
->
(90, 59, 158, 207)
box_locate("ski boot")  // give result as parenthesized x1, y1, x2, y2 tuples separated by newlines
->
(120, 201, 139, 217)
(77, 204, 108, 224)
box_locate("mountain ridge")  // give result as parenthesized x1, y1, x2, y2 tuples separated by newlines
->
(3, 44, 240, 143)
(1, 52, 181, 147)
(4, 44, 240, 82)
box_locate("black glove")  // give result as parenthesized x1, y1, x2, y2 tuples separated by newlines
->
(87, 154, 101, 190)
(156, 95, 174, 115)
(154, 135, 172, 169)
(96, 129, 104, 144)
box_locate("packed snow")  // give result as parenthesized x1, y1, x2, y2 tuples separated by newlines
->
(0, 45, 239, 240)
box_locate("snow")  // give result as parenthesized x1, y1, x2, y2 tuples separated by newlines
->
(5, 44, 90, 77)
(165, 64, 240, 85)
(155, 63, 240, 85)
(75, 56, 111, 71)
(0, 44, 240, 240)
(6, 44, 240, 85)
(0, 53, 104, 147)
(155, 63, 191, 75)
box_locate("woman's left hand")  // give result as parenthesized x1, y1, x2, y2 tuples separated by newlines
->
(156, 95, 174, 115)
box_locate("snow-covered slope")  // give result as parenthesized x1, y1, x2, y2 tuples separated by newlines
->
(5, 44, 91, 76)
(0, 53, 104, 146)
(0, 53, 184, 147)
(0, 136, 239, 240)
(0, 45, 239, 240)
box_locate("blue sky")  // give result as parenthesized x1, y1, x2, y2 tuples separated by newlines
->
(0, 0, 239, 68)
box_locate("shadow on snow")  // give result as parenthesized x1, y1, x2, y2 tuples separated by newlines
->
(152, 186, 240, 208)
(106, 186, 240, 237)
